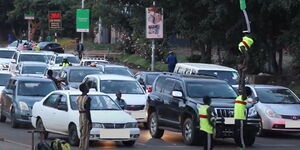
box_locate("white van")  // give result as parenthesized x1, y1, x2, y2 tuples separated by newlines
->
(174, 63, 239, 87)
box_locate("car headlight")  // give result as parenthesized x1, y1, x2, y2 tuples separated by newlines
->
(125, 122, 138, 128)
(19, 101, 29, 111)
(265, 108, 281, 118)
(247, 107, 257, 117)
(92, 123, 104, 128)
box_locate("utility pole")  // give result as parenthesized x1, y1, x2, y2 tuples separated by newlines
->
(81, 0, 85, 44)
(151, 1, 156, 71)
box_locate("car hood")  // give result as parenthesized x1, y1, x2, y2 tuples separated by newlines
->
(107, 94, 147, 105)
(89, 110, 136, 123)
(17, 96, 44, 107)
(264, 103, 300, 115)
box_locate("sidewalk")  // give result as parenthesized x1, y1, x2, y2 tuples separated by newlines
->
(0, 139, 31, 150)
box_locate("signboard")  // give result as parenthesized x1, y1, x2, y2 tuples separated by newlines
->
(76, 9, 90, 32)
(48, 11, 62, 30)
(146, 7, 163, 39)
(24, 13, 34, 20)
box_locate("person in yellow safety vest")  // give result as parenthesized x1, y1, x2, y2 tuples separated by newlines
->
(198, 96, 216, 150)
(237, 35, 254, 97)
(59, 57, 72, 67)
(234, 87, 252, 150)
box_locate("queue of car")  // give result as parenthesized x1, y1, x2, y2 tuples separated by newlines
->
(1, 43, 300, 147)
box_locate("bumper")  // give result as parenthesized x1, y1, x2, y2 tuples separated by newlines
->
(125, 110, 147, 123)
(89, 128, 140, 141)
(15, 109, 32, 125)
(263, 117, 300, 132)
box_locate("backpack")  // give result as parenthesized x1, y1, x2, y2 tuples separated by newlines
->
(50, 138, 71, 150)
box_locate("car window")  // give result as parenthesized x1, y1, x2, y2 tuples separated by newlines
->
(69, 69, 101, 82)
(100, 80, 144, 94)
(22, 66, 47, 74)
(0, 51, 15, 59)
(56, 95, 68, 108)
(0, 74, 12, 86)
(173, 81, 183, 92)
(162, 78, 175, 95)
(19, 54, 47, 63)
(43, 94, 60, 108)
(255, 88, 300, 104)
(197, 70, 238, 85)
(104, 67, 133, 77)
(154, 76, 165, 93)
(70, 95, 121, 110)
(146, 74, 160, 85)
(17, 81, 57, 96)
(55, 56, 80, 64)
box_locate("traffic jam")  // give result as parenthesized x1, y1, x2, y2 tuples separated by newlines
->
(0, 40, 300, 150)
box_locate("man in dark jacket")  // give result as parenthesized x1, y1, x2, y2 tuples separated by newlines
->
(166, 51, 177, 72)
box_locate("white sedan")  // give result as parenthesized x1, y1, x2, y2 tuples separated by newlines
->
(31, 90, 140, 146)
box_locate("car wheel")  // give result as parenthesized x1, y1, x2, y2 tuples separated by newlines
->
(257, 120, 266, 137)
(122, 140, 136, 146)
(36, 119, 48, 139)
(68, 124, 79, 146)
(244, 133, 256, 146)
(11, 110, 19, 128)
(0, 107, 6, 122)
(182, 118, 198, 145)
(149, 112, 164, 138)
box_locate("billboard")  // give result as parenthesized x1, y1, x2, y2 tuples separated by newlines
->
(48, 11, 62, 30)
(146, 7, 163, 39)
(76, 9, 90, 32)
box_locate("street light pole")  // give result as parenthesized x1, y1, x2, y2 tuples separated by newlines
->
(81, 0, 85, 44)
(151, 1, 156, 71)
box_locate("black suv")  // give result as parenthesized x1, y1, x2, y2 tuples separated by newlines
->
(147, 73, 259, 146)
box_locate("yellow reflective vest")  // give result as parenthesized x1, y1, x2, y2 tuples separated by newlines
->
(199, 105, 213, 134)
(234, 95, 247, 120)
(238, 36, 254, 52)
(60, 62, 70, 67)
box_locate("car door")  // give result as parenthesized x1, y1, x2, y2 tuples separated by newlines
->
(53, 94, 69, 133)
(41, 94, 60, 130)
(160, 78, 176, 124)
(167, 81, 184, 125)
(1, 79, 16, 117)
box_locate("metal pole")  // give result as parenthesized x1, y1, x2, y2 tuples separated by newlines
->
(28, 20, 30, 40)
(81, 0, 85, 44)
(151, 39, 155, 71)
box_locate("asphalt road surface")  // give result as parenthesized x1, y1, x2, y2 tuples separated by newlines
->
(0, 120, 300, 150)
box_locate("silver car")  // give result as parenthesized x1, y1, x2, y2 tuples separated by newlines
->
(247, 85, 300, 136)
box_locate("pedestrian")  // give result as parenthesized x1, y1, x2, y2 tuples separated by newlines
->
(234, 87, 252, 150)
(75, 38, 84, 60)
(47, 70, 60, 89)
(77, 83, 92, 150)
(115, 91, 126, 109)
(198, 96, 215, 150)
(59, 57, 72, 67)
(8, 34, 13, 44)
(165, 50, 177, 72)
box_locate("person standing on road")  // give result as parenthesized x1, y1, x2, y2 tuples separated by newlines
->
(199, 96, 215, 150)
(47, 70, 60, 89)
(115, 91, 126, 109)
(59, 57, 72, 67)
(165, 50, 177, 72)
(75, 38, 84, 60)
(234, 87, 252, 150)
(77, 83, 92, 150)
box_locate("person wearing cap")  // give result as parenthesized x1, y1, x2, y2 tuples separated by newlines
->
(77, 83, 92, 150)
(59, 57, 72, 67)
(165, 50, 177, 72)
(198, 96, 215, 150)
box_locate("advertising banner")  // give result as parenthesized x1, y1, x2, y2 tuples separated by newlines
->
(48, 11, 62, 30)
(146, 7, 163, 39)
(76, 9, 90, 32)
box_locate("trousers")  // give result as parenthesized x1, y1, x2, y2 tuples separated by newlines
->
(79, 113, 90, 150)
(234, 119, 246, 149)
(201, 130, 213, 150)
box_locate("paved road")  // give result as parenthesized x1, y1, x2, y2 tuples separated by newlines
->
(1, 120, 300, 150)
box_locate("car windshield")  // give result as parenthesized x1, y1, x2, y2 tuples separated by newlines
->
(255, 88, 300, 104)
(104, 67, 133, 77)
(186, 82, 237, 98)
(69, 69, 101, 82)
(146, 74, 160, 85)
(70, 95, 120, 110)
(0, 74, 11, 86)
(17, 81, 56, 96)
(19, 54, 47, 63)
(197, 70, 238, 85)
(0, 51, 15, 59)
(22, 66, 47, 74)
(55, 56, 80, 64)
(101, 80, 144, 94)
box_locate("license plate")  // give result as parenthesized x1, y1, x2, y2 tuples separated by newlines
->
(224, 118, 235, 124)
(285, 121, 300, 128)
(131, 111, 145, 119)
(100, 129, 130, 139)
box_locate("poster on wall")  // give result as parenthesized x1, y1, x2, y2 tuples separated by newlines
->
(146, 7, 163, 39)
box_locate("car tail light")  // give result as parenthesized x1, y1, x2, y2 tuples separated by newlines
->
(147, 86, 153, 93)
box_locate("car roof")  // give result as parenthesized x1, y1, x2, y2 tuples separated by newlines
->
(136, 71, 163, 75)
(11, 75, 52, 81)
(246, 84, 288, 89)
(87, 74, 136, 81)
(0, 48, 17, 51)
(159, 73, 226, 83)
(52, 90, 107, 95)
(18, 51, 49, 55)
(19, 61, 48, 66)
(103, 64, 127, 68)
(176, 63, 237, 72)
(62, 66, 101, 71)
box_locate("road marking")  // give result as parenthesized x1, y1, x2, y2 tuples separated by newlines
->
(4, 139, 31, 148)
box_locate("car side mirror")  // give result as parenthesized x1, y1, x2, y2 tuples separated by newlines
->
(172, 91, 183, 98)
(57, 104, 68, 111)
